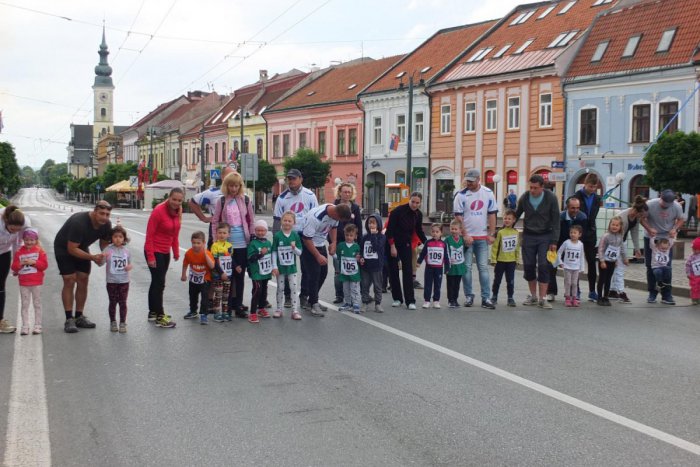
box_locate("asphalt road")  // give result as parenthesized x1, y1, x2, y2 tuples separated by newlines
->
(2, 188, 700, 466)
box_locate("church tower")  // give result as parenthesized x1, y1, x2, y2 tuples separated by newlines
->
(92, 26, 114, 150)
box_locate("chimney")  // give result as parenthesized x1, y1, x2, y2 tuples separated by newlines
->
(259, 69, 269, 81)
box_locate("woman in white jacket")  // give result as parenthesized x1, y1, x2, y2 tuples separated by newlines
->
(0, 205, 31, 333)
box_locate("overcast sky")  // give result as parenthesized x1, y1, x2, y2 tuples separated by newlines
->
(0, 0, 522, 169)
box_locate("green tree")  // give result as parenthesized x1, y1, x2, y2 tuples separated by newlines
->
(245, 159, 277, 193)
(0, 142, 21, 195)
(39, 159, 56, 186)
(20, 166, 38, 187)
(643, 131, 700, 193)
(102, 161, 138, 188)
(282, 148, 331, 191)
(54, 174, 73, 194)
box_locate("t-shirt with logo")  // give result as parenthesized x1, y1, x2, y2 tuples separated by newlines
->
(210, 240, 233, 280)
(274, 187, 318, 232)
(445, 236, 466, 276)
(302, 204, 339, 247)
(452, 186, 498, 238)
(184, 248, 214, 284)
(103, 244, 131, 284)
(247, 237, 273, 281)
(272, 230, 302, 275)
(191, 187, 221, 215)
(337, 242, 361, 282)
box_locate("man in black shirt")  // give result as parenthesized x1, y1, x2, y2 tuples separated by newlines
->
(54, 201, 113, 333)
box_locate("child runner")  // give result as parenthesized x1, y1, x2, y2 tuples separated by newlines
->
(181, 231, 215, 324)
(337, 224, 362, 314)
(102, 225, 132, 332)
(597, 216, 627, 306)
(556, 225, 585, 307)
(650, 237, 674, 304)
(685, 237, 700, 305)
(445, 219, 466, 308)
(417, 224, 449, 309)
(490, 210, 520, 307)
(359, 214, 385, 313)
(247, 220, 273, 323)
(10, 228, 47, 335)
(208, 223, 239, 323)
(271, 211, 302, 320)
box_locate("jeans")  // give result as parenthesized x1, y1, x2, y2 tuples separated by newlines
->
(645, 237, 673, 297)
(388, 241, 415, 305)
(423, 267, 443, 302)
(652, 266, 673, 300)
(342, 281, 361, 308)
(461, 239, 490, 301)
(301, 245, 327, 305)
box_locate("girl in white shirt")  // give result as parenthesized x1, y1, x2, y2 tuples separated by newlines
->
(557, 225, 585, 307)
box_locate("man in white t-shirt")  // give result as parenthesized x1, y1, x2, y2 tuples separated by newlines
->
(453, 169, 498, 309)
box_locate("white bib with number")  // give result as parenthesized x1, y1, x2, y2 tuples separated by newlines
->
(363, 241, 378, 259)
(563, 248, 580, 268)
(341, 257, 358, 275)
(603, 246, 620, 262)
(654, 251, 669, 266)
(277, 246, 294, 266)
(219, 256, 233, 276)
(501, 235, 518, 253)
(19, 253, 38, 275)
(258, 254, 273, 275)
(111, 254, 127, 273)
(449, 246, 464, 265)
(426, 246, 444, 266)
(692, 260, 700, 276)
(189, 270, 205, 284)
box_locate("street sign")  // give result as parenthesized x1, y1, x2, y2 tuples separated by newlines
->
(240, 153, 258, 181)
(228, 161, 238, 171)
(549, 172, 567, 182)
(210, 169, 221, 180)
(128, 175, 138, 187)
(551, 161, 565, 169)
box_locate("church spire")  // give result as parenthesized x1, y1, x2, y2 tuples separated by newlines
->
(94, 24, 113, 87)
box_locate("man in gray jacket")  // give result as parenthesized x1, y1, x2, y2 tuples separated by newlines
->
(514, 175, 560, 309)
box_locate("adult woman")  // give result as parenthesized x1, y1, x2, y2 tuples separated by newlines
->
(610, 195, 648, 303)
(212, 172, 255, 317)
(332, 183, 363, 304)
(0, 206, 30, 333)
(144, 188, 183, 328)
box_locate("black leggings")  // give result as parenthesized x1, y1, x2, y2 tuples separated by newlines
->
(0, 251, 10, 321)
(228, 248, 248, 311)
(146, 251, 170, 316)
(250, 279, 269, 313)
(597, 261, 616, 299)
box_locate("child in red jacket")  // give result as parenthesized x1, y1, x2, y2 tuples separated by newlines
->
(11, 228, 48, 335)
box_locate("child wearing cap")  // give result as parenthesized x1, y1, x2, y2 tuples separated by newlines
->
(11, 228, 48, 335)
(247, 220, 273, 323)
(686, 237, 700, 305)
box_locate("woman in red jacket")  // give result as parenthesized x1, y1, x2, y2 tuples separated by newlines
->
(144, 188, 183, 328)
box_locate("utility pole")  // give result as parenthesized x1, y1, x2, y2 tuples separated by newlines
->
(200, 124, 206, 191)
(406, 75, 414, 190)
(148, 126, 154, 183)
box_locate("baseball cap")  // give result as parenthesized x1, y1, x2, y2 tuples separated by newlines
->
(660, 189, 676, 203)
(464, 169, 480, 182)
(286, 169, 302, 178)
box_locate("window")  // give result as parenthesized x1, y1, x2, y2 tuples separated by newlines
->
(299, 132, 307, 148)
(493, 44, 512, 58)
(214, 142, 219, 163)
(632, 104, 651, 143)
(349, 128, 357, 154)
(256, 138, 263, 157)
(659, 101, 679, 133)
(548, 31, 578, 48)
(580, 108, 597, 145)
(185, 148, 188, 166)
(510, 10, 535, 25)
(623, 35, 642, 57)
(414, 112, 424, 142)
(593, 0, 612, 5)
(283, 134, 290, 157)
(396, 114, 406, 142)
(337, 129, 346, 155)
(373, 117, 382, 145)
(440, 104, 451, 134)
(513, 39, 534, 55)
(558, 1, 576, 15)
(657, 28, 676, 53)
(539, 94, 552, 128)
(465, 102, 476, 132)
(591, 41, 609, 62)
(467, 47, 494, 62)
(272, 135, 280, 158)
(508, 97, 520, 130)
(100, 108, 106, 117)
(486, 100, 498, 131)
(222, 142, 226, 162)
(243, 139, 249, 152)
(318, 131, 326, 155)
(538, 5, 555, 19)
(395, 170, 406, 184)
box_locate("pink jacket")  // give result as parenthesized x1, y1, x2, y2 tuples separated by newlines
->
(11, 245, 48, 287)
(212, 195, 255, 243)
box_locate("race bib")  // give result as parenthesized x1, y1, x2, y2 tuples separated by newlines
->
(563, 248, 580, 267)
(692, 260, 700, 276)
(189, 270, 205, 284)
(501, 235, 518, 253)
(449, 246, 464, 265)
(363, 241, 378, 259)
(341, 257, 358, 275)
(258, 254, 273, 275)
(654, 252, 669, 265)
(277, 246, 295, 266)
(219, 256, 233, 276)
(426, 246, 444, 266)
(111, 255, 127, 273)
(18, 253, 38, 275)
(604, 246, 620, 262)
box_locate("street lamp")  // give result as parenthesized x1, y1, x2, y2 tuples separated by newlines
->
(615, 171, 626, 207)
(234, 107, 250, 157)
(492, 173, 502, 205)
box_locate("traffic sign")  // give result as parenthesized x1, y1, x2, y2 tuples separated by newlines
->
(210, 169, 221, 180)
(129, 176, 138, 187)
(551, 161, 565, 169)
(240, 153, 258, 181)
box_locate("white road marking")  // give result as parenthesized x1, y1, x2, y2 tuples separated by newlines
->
(4, 301, 51, 467)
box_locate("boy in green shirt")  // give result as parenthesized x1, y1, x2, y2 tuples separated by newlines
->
(337, 224, 362, 314)
(490, 209, 520, 307)
(271, 211, 303, 320)
(247, 220, 273, 324)
(446, 219, 466, 308)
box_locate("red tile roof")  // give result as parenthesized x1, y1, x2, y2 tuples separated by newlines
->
(363, 21, 497, 95)
(268, 55, 404, 111)
(438, 0, 616, 83)
(566, 0, 700, 79)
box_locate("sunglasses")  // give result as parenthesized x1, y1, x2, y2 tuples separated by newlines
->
(95, 202, 113, 211)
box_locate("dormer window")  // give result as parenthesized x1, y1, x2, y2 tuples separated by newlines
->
(657, 28, 676, 53)
(558, 1, 576, 15)
(467, 47, 494, 62)
(493, 44, 512, 58)
(513, 39, 534, 55)
(623, 35, 642, 57)
(395, 71, 406, 79)
(591, 41, 609, 62)
(538, 6, 555, 19)
(347, 83, 357, 90)
(548, 31, 578, 48)
(510, 10, 535, 25)
(420, 66, 432, 73)
(593, 0, 613, 5)
(307, 91, 316, 96)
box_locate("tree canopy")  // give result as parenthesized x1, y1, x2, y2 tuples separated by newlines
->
(643, 131, 700, 194)
(0, 142, 21, 195)
(245, 159, 277, 193)
(282, 148, 331, 191)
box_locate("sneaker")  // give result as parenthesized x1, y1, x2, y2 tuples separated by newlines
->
(661, 297, 676, 305)
(184, 311, 198, 320)
(200, 314, 208, 325)
(155, 315, 176, 328)
(507, 298, 516, 307)
(0, 319, 17, 333)
(110, 321, 118, 332)
(291, 312, 302, 320)
(482, 299, 495, 310)
(422, 302, 431, 309)
(546, 294, 555, 302)
(75, 315, 96, 329)
(539, 299, 553, 309)
(20, 327, 29, 336)
(391, 300, 401, 307)
(224, 313, 232, 321)
(603, 298, 612, 306)
(588, 291, 599, 302)
(118, 323, 127, 333)
(318, 303, 328, 312)
(573, 299, 581, 307)
(433, 301, 441, 309)
(374, 303, 384, 313)
(32, 326, 43, 335)
(339, 303, 352, 312)
(618, 292, 631, 303)
(448, 301, 458, 308)
(413, 280, 423, 289)
(258, 309, 271, 319)
(565, 297, 572, 307)
(352, 305, 361, 315)
(333, 297, 344, 304)
(273, 310, 283, 318)
(647, 295, 657, 304)
(234, 310, 248, 319)
(213, 314, 225, 323)
(310, 303, 325, 317)
(148, 311, 156, 322)
(608, 290, 619, 299)
(464, 295, 474, 307)
(64, 318, 78, 333)
(300, 297, 310, 310)
(597, 298, 605, 306)
(248, 313, 259, 324)
(491, 296, 498, 305)
(284, 297, 292, 308)
(408, 303, 417, 310)
(523, 295, 539, 306)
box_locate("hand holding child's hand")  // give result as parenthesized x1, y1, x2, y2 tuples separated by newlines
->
(272, 268, 279, 277)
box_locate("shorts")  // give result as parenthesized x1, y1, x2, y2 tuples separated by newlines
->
(55, 253, 91, 275)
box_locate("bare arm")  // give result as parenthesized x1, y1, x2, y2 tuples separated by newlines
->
(189, 200, 211, 223)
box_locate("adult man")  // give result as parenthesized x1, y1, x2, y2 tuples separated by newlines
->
(572, 173, 602, 301)
(640, 189, 684, 305)
(273, 169, 318, 309)
(188, 166, 235, 247)
(54, 201, 113, 333)
(453, 169, 498, 309)
(547, 197, 588, 300)
(301, 203, 352, 316)
(386, 192, 428, 310)
(514, 175, 560, 309)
